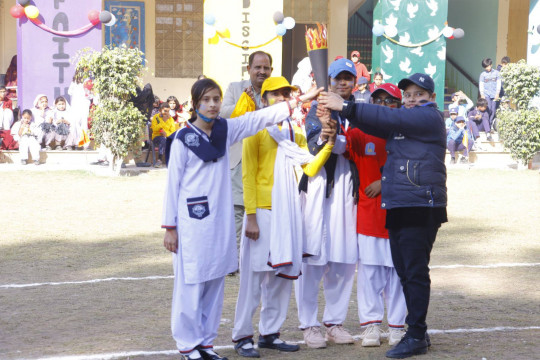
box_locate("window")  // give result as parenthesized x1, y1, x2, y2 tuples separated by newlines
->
(155, 0, 203, 78)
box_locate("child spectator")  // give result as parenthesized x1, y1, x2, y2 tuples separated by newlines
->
(11, 109, 40, 165)
(369, 72, 383, 93)
(0, 86, 15, 149)
(52, 96, 77, 150)
(449, 90, 473, 118)
(479, 58, 501, 129)
(496, 56, 510, 99)
(447, 116, 474, 164)
(150, 102, 176, 167)
(350, 50, 370, 83)
(167, 95, 182, 125)
(446, 106, 458, 132)
(344, 83, 407, 348)
(468, 98, 492, 141)
(151, 95, 161, 118)
(31, 94, 55, 150)
(354, 77, 372, 104)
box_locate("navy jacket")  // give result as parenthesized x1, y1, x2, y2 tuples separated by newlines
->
(342, 101, 447, 210)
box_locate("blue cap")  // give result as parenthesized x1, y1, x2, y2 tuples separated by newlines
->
(357, 77, 368, 85)
(398, 73, 435, 93)
(455, 116, 466, 122)
(449, 105, 459, 114)
(328, 58, 357, 79)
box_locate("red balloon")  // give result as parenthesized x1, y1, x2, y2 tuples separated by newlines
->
(10, 5, 25, 19)
(88, 10, 100, 25)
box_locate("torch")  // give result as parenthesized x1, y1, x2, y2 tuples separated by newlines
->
(305, 23, 328, 91)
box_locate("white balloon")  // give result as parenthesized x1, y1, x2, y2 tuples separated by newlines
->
(283, 17, 295, 30)
(384, 26, 398, 38)
(105, 14, 117, 27)
(442, 26, 454, 38)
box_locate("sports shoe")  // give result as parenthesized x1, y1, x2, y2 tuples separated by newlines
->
(325, 324, 354, 344)
(234, 338, 260, 358)
(360, 323, 381, 347)
(450, 157, 456, 164)
(154, 159, 162, 168)
(385, 333, 428, 358)
(486, 134, 494, 142)
(257, 333, 299, 352)
(180, 350, 202, 359)
(388, 328, 406, 346)
(198, 347, 229, 360)
(45, 145, 52, 151)
(303, 326, 327, 349)
(459, 156, 468, 164)
(34, 160, 40, 166)
(55, 145, 62, 150)
(21, 159, 27, 165)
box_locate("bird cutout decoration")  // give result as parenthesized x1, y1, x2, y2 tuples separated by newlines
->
(385, 13, 398, 27)
(399, 57, 412, 73)
(380, 69, 393, 80)
(426, 0, 439, 16)
(428, 25, 440, 41)
(424, 62, 437, 77)
(437, 46, 446, 60)
(410, 46, 424, 57)
(399, 32, 412, 45)
(382, 44, 394, 63)
(389, 0, 401, 11)
(407, 3, 419, 18)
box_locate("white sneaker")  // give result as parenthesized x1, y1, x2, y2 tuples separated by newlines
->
(388, 327, 406, 346)
(361, 323, 381, 347)
(303, 326, 327, 348)
(325, 324, 354, 344)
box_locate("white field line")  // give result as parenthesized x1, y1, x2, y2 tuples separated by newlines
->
(27, 326, 540, 360)
(2, 262, 539, 290)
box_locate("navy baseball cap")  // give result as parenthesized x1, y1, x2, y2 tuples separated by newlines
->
(398, 73, 435, 93)
(449, 105, 459, 114)
(357, 77, 368, 85)
(328, 58, 357, 79)
(455, 116, 466, 122)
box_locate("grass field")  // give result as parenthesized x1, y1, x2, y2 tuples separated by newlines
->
(0, 168, 539, 360)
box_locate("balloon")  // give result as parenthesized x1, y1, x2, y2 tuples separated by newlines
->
(384, 26, 398, 38)
(442, 26, 454, 38)
(105, 14, 117, 27)
(276, 24, 287, 36)
(273, 11, 284, 24)
(453, 28, 465, 39)
(372, 23, 385, 37)
(17, 0, 30, 6)
(24, 5, 39, 19)
(88, 10, 100, 25)
(99, 10, 112, 24)
(10, 5, 25, 18)
(204, 13, 216, 26)
(283, 17, 295, 30)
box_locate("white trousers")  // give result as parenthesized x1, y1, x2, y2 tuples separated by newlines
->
(18, 136, 40, 161)
(357, 264, 407, 328)
(171, 252, 225, 354)
(232, 238, 293, 341)
(295, 262, 356, 328)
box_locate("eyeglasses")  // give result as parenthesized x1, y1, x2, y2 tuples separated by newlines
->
(373, 97, 400, 105)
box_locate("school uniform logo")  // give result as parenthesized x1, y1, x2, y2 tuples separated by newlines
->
(394, 133, 405, 140)
(187, 196, 210, 219)
(365, 142, 376, 155)
(185, 133, 200, 147)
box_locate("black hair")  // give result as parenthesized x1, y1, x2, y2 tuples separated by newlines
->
(189, 78, 222, 122)
(0, 85, 6, 91)
(159, 102, 170, 110)
(154, 95, 160, 103)
(481, 58, 493, 68)
(373, 72, 383, 79)
(55, 96, 67, 105)
(197, 74, 207, 80)
(248, 51, 273, 67)
(477, 98, 488, 107)
(501, 56, 510, 64)
(166, 96, 181, 110)
(22, 109, 33, 117)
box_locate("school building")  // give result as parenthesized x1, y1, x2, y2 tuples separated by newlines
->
(1, 0, 539, 110)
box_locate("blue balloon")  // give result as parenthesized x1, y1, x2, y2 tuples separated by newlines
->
(204, 14, 216, 26)
(276, 24, 287, 36)
(372, 23, 385, 37)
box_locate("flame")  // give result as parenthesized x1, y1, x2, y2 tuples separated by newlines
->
(305, 23, 327, 52)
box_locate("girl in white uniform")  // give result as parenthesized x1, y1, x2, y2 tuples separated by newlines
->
(162, 79, 322, 360)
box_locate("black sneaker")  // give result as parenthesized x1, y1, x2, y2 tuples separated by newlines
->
(450, 157, 456, 164)
(258, 334, 299, 352)
(459, 157, 468, 164)
(34, 160, 40, 166)
(425, 332, 431, 347)
(198, 346, 229, 360)
(234, 338, 260, 358)
(385, 333, 428, 358)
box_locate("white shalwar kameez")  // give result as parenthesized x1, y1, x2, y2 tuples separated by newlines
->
(162, 102, 293, 355)
(296, 132, 358, 329)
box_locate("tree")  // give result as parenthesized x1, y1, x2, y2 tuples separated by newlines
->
(498, 60, 540, 167)
(76, 45, 147, 174)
